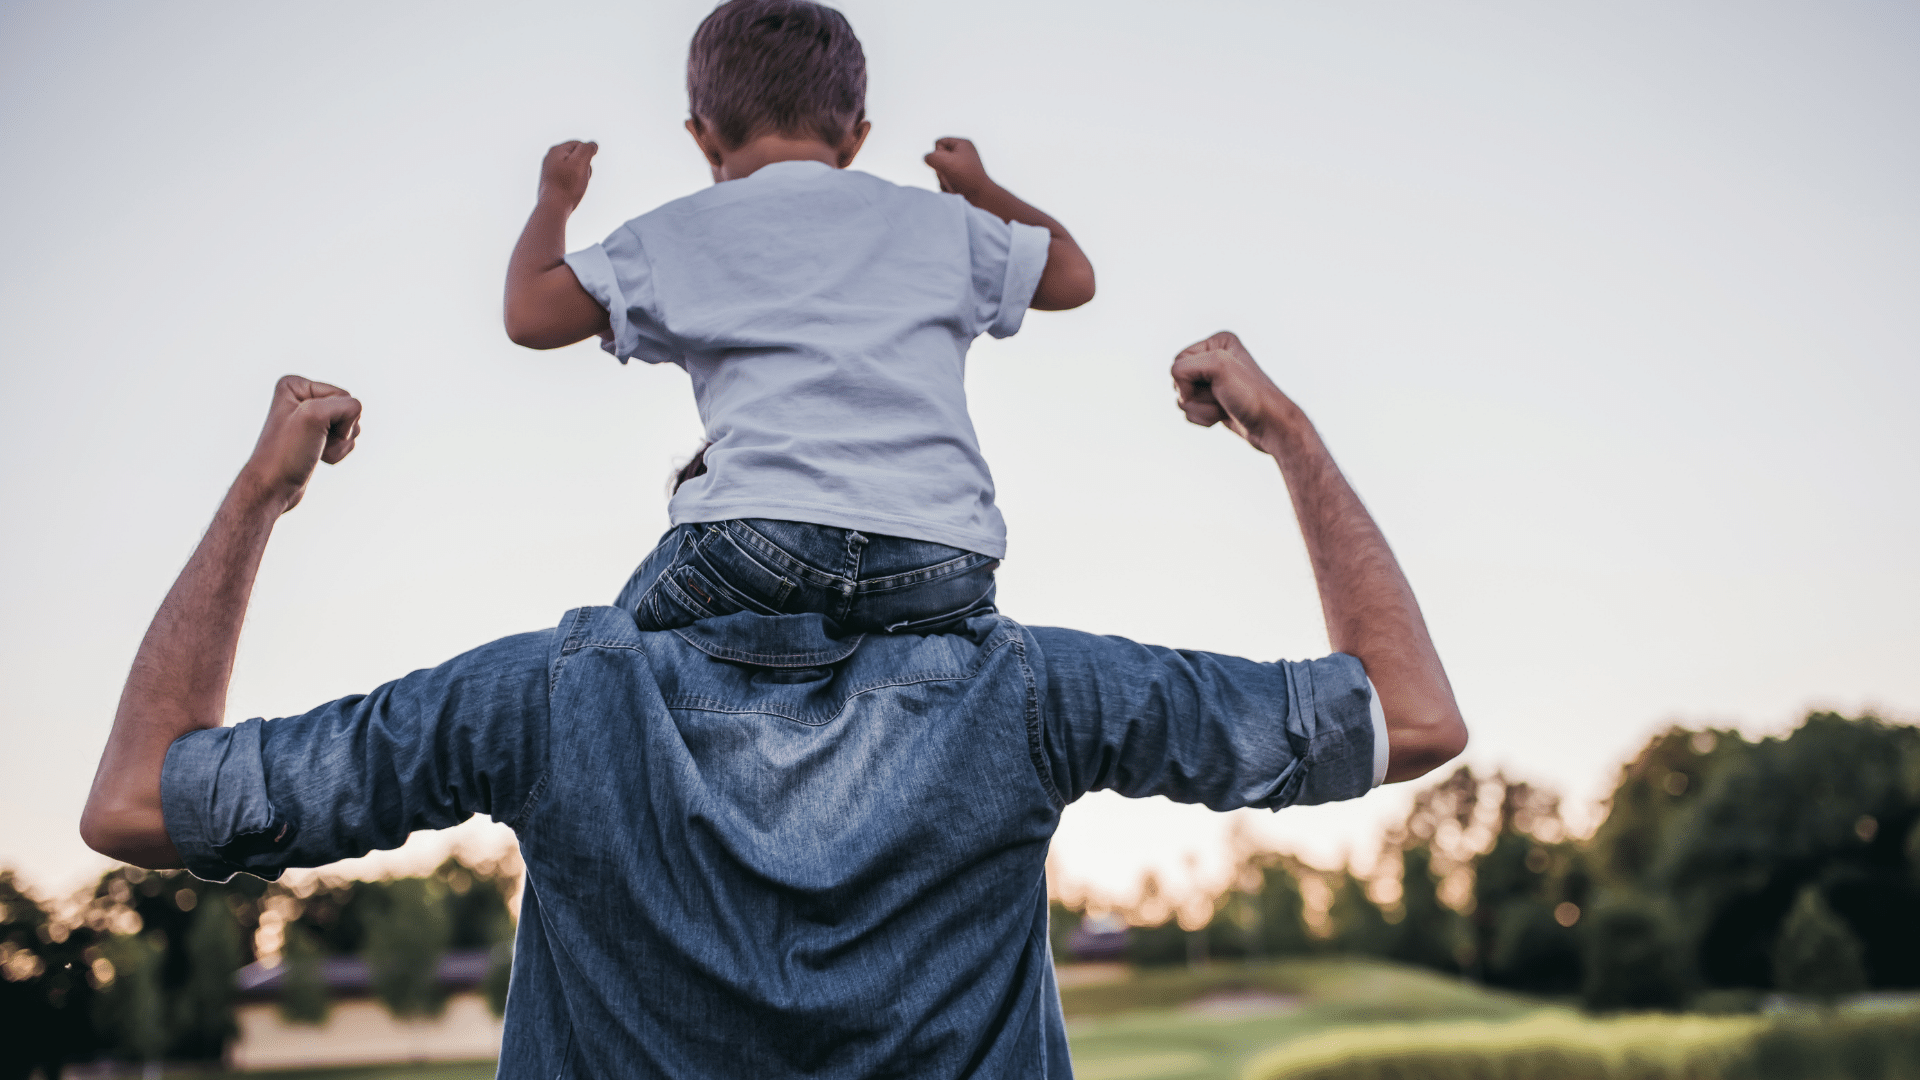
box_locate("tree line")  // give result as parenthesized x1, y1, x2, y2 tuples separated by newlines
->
(0, 856, 516, 1079)
(1053, 710, 1920, 1011)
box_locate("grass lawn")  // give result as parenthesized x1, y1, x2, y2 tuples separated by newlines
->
(190, 1066, 499, 1080)
(1061, 958, 1543, 1080)
(200, 958, 1535, 1080)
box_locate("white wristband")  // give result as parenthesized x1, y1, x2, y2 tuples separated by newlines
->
(1367, 677, 1389, 788)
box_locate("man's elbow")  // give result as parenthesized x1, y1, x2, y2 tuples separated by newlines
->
(79, 802, 177, 869)
(1383, 708, 1469, 784)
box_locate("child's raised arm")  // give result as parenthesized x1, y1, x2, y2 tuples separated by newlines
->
(504, 141, 612, 349)
(924, 138, 1095, 312)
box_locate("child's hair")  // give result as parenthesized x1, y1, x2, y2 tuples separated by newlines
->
(671, 443, 711, 495)
(687, 0, 866, 150)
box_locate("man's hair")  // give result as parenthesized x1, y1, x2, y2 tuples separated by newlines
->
(687, 0, 866, 149)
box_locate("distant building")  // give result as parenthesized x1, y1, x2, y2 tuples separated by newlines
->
(1067, 914, 1130, 962)
(230, 949, 500, 1069)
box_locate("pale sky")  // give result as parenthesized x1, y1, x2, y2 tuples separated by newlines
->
(3, 0, 1916, 909)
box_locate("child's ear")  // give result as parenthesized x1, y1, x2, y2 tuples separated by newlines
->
(685, 117, 725, 168)
(837, 120, 872, 169)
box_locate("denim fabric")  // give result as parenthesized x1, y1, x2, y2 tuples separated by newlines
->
(161, 610, 1378, 1079)
(617, 520, 999, 636)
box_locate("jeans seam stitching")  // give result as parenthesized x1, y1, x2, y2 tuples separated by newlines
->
(1010, 626, 1067, 809)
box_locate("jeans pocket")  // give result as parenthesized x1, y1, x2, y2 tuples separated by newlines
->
(617, 525, 696, 614)
(644, 564, 742, 629)
(700, 527, 799, 609)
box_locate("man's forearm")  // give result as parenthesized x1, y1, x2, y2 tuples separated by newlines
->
(81, 477, 281, 866)
(1254, 409, 1465, 782)
(84, 375, 361, 867)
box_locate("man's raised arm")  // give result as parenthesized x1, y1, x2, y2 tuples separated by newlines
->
(1172, 332, 1467, 783)
(80, 377, 362, 867)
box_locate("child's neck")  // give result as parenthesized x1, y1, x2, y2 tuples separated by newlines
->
(709, 133, 843, 183)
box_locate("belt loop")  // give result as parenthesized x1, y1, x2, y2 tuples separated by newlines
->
(840, 530, 868, 608)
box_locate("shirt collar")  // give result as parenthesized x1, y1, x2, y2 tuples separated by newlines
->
(671, 611, 864, 668)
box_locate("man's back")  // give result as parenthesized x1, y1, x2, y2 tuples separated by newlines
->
(161, 605, 1376, 1078)
(517, 608, 1064, 1077)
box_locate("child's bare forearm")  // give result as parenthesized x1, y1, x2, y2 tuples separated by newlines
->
(961, 183, 1068, 243)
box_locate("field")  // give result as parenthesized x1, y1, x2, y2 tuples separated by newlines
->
(1061, 959, 1538, 1080)
(164, 958, 1538, 1080)
(143, 957, 1920, 1080)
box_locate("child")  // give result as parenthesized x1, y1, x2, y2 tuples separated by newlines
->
(504, 0, 1094, 634)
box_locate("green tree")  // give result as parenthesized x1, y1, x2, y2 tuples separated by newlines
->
(1487, 899, 1580, 993)
(1125, 919, 1189, 967)
(171, 892, 243, 1057)
(1328, 872, 1393, 957)
(362, 878, 451, 1018)
(483, 940, 514, 1018)
(1, 870, 97, 1080)
(1635, 714, 1920, 990)
(1580, 894, 1689, 1011)
(440, 859, 512, 949)
(277, 921, 330, 1025)
(1772, 884, 1868, 1003)
(1047, 900, 1083, 965)
(436, 859, 516, 1017)
(1589, 727, 1741, 885)
(1389, 846, 1461, 973)
(1252, 864, 1311, 958)
(1202, 888, 1255, 960)
(94, 933, 168, 1070)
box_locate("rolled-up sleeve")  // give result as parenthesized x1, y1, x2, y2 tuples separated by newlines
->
(564, 224, 680, 365)
(963, 205, 1051, 340)
(160, 628, 557, 883)
(1026, 626, 1378, 811)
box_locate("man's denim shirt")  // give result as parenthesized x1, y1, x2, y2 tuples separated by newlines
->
(162, 609, 1377, 1079)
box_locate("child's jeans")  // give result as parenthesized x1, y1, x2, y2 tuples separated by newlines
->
(616, 519, 999, 635)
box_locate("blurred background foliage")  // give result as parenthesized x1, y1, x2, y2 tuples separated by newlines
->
(1054, 709, 1920, 1017)
(0, 856, 515, 1078)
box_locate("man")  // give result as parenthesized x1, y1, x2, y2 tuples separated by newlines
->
(82, 332, 1465, 1078)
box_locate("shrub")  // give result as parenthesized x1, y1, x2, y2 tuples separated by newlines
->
(1125, 918, 1188, 968)
(1741, 1011, 1920, 1080)
(1771, 885, 1867, 1002)
(276, 921, 329, 1025)
(1240, 1007, 1920, 1080)
(1242, 1012, 1759, 1080)
(361, 878, 451, 1018)
(1580, 897, 1689, 1011)
(1488, 900, 1581, 994)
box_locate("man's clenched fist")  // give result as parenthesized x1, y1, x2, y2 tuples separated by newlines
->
(1171, 331, 1293, 444)
(244, 376, 361, 514)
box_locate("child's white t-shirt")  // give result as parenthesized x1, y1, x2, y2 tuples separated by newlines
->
(564, 159, 1050, 559)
